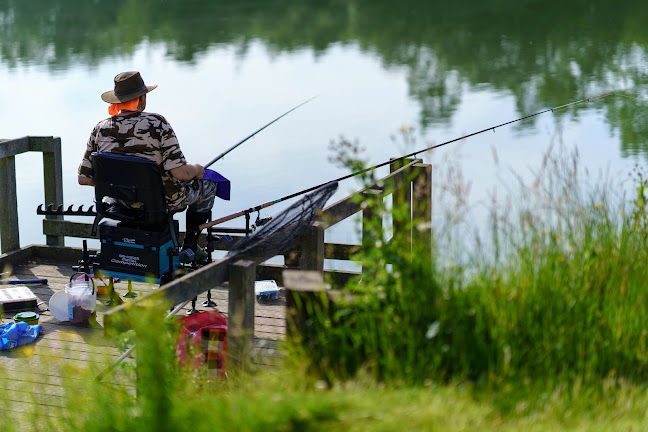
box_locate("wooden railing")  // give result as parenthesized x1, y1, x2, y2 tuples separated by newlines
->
(0, 136, 64, 253)
(297, 157, 432, 277)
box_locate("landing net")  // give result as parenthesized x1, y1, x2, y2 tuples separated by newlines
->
(226, 181, 338, 262)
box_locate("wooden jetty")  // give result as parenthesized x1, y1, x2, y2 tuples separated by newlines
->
(0, 136, 431, 416)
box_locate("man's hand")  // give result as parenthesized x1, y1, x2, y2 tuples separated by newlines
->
(194, 164, 205, 180)
(170, 163, 205, 181)
(78, 175, 94, 186)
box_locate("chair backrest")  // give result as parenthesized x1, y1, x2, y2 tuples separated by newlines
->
(91, 152, 169, 228)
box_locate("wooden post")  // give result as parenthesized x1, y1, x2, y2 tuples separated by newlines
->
(283, 269, 329, 343)
(390, 158, 413, 252)
(42, 137, 64, 247)
(228, 259, 256, 374)
(0, 136, 66, 252)
(0, 155, 20, 253)
(361, 188, 384, 250)
(413, 163, 432, 262)
(299, 221, 325, 272)
(361, 188, 384, 280)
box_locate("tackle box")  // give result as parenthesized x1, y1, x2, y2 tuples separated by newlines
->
(97, 219, 179, 282)
(0, 286, 38, 312)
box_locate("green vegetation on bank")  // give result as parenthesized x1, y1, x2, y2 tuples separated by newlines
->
(3, 144, 648, 430)
(302, 141, 648, 388)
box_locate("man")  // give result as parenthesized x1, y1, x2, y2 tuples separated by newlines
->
(78, 71, 215, 260)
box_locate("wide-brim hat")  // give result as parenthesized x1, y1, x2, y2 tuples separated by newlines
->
(101, 71, 157, 103)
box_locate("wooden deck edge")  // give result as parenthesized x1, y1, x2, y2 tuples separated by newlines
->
(0, 244, 86, 270)
(31, 245, 86, 262)
(0, 245, 360, 289)
(0, 244, 38, 269)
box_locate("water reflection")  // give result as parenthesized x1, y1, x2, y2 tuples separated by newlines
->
(1, 0, 648, 252)
(2, 0, 648, 153)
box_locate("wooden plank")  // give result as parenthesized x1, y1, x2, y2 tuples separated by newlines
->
(41, 223, 358, 263)
(283, 269, 329, 292)
(320, 197, 362, 226)
(43, 220, 98, 238)
(256, 261, 358, 286)
(0, 245, 36, 270)
(28, 136, 59, 153)
(42, 220, 243, 252)
(0, 244, 85, 264)
(0, 368, 132, 391)
(284, 242, 359, 264)
(1, 344, 118, 365)
(0, 136, 30, 158)
(324, 242, 359, 261)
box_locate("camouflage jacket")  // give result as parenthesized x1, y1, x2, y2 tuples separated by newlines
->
(78, 111, 188, 211)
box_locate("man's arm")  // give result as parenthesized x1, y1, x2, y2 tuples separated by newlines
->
(170, 163, 205, 181)
(78, 175, 94, 186)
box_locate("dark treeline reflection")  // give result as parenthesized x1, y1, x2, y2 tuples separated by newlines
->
(2, 0, 648, 155)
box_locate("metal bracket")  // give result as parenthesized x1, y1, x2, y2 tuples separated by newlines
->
(37, 204, 97, 216)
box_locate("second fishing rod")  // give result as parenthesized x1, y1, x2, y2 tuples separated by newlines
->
(205, 95, 318, 169)
(180, 96, 319, 188)
(200, 92, 617, 231)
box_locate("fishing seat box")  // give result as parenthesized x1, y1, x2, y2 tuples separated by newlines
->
(98, 218, 179, 282)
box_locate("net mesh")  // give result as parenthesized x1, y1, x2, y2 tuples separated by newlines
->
(226, 181, 338, 262)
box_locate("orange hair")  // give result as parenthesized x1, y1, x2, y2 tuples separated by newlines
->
(108, 98, 140, 116)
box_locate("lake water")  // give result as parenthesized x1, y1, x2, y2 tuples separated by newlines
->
(1, 0, 646, 254)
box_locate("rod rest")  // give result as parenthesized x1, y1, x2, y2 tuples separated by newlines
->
(37, 203, 97, 216)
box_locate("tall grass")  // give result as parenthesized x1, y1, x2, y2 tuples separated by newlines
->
(292, 140, 648, 391)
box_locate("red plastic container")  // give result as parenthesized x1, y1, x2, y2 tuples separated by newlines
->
(176, 310, 228, 378)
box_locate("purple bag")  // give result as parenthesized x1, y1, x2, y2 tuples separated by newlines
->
(202, 169, 230, 201)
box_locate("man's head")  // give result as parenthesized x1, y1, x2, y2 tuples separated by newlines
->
(101, 71, 157, 104)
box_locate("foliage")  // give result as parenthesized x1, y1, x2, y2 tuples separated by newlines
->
(294, 139, 648, 395)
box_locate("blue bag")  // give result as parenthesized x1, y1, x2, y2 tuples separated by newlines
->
(0, 321, 42, 351)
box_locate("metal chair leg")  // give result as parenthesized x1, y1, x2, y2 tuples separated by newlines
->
(201, 289, 217, 307)
(186, 297, 201, 315)
(105, 277, 124, 306)
(123, 280, 138, 298)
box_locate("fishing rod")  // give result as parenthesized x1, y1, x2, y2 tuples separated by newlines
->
(199, 92, 616, 231)
(204, 96, 319, 169)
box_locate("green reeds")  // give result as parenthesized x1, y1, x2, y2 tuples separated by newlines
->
(292, 140, 648, 390)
